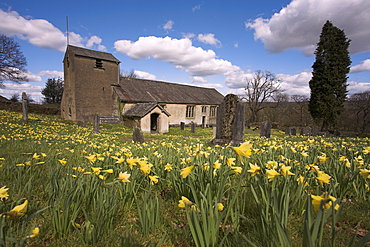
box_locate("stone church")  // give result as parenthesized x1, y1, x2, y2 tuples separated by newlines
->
(61, 45, 224, 133)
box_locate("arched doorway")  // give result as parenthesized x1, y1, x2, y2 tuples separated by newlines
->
(150, 113, 159, 133)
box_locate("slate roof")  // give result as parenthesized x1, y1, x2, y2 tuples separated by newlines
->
(66, 45, 120, 63)
(115, 77, 224, 105)
(123, 103, 170, 117)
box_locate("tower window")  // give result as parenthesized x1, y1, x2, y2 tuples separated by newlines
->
(95, 59, 103, 69)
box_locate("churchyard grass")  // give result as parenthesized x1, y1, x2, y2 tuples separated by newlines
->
(1, 110, 370, 246)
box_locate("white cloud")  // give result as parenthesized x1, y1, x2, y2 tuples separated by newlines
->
(23, 70, 43, 82)
(347, 81, 370, 94)
(350, 59, 370, 73)
(192, 4, 202, 12)
(0, 82, 43, 100)
(224, 70, 254, 88)
(246, 0, 370, 55)
(0, 9, 105, 52)
(197, 33, 222, 47)
(192, 76, 207, 83)
(163, 20, 174, 31)
(86, 36, 107, 51)
(182, 33, 195, 39)
(134, 70, 157, 80)
(37, 70, 64, 78)
(114, 36, 240, 77)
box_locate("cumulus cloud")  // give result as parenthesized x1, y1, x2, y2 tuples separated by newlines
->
(192, 76, 207, 83)
(246, 0, 370, 55)
(350, 59, 370, 73)
(224, 70, 254, 88)
(86, 36, 107, 51)
(163, 20, 174, 31)
(133, 70, 157, 80)
(347, 81, 370, 94)
(114, 36, 240, 78)
(197, 33, 222, 47)
(37, 70, 64, 78)
(0, 9, 105, 52)
(278, 72, 312, 96)
(0, 82, 43, 100)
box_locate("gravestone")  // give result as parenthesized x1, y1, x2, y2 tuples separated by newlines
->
(77, 121, 87, 128)
(190, 122, 196, 133)
(301, 126, 312, 136)
(312, 126, 320, 136)
(260, 121, 272, 138)
(92, 114, 100, 133)
(285, 127, 291, 135)
(291, 128, 296, 136)
(133, 126, 145, 143)
(325, 131, 330, 137)
(334, 130, 341, 137)
(180, 122, 185, 131)
(211, 94, 245, 145)
(22, 92, 29, 124)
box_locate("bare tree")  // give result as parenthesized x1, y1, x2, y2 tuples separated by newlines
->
(241, 70, 283, 123)
(121, 69, 138, 78)
(0, 33, 27, 88)
(348, 91, 370, 134)
(291, 95, 310, 126)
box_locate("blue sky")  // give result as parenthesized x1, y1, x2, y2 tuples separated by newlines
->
(1, 0, 370, 102)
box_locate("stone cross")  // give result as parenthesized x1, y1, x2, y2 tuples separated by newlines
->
(211, 94, 245, 145)
(22, 92, 29, 124)
(260, 121, 272, 138)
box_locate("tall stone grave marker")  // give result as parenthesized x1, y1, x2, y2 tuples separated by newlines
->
(22, 92, 29, 124)
(92, 114, 100, 133)
(180, 122, 185, 131)
(190, 122, 196, 133)
(260, 121, 272, 138)
(133, 126, 145, 143)
(211, 94, 245, 145)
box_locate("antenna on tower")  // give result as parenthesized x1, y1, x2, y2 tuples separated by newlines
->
(66, 16, 70, 45)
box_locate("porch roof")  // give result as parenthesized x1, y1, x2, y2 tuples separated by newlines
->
(122, 103, 170, 118)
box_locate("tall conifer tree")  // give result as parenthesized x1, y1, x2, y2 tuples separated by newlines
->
(308, 20, 351, 131)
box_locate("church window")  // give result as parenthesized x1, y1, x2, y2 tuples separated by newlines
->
(186, 105, 195, 118)
(210, 106, 217, 117)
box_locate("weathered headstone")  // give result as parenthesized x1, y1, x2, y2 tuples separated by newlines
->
(291, 128, 296, 136)
(133, 126, 145, 143)
(77, 121, 87, 128)
(312, 126, 320, 136)
(334, 130, 341, 137)
(285, 127, 291, 135)
(213, 126, 217, 137)
(92, 114, 100, 133)
(211, 94, 245, 145)
(190, 122, 196, 133)
(260, 121, 272, 138)
(325, 131, 330, 137)
(301, 126, 312, 136)
(22, 92, 29, 124)
(180, 122, 185, 131)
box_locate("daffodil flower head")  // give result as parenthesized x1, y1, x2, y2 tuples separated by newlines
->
(180, 165, 195, 178)
(266, 169, 280, 181)
(178, 196, 193, 208)
(247, 163, 261, 176)
(2, 200, 28, 219)
(311, 194, 339, 211)
(27, 227, 40, 238)
(0, 186, 9, 200)
(116, 172, 131, 182)
(231, 142, 252, 158)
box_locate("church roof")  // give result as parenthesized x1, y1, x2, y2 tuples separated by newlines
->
(115, 77, 224, 105)
(66, 45, 120, 63)
(122, 103, 170, 117)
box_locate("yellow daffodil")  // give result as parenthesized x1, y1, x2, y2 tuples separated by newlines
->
(316, 172, 331, 186)
(266, 169, 280, 181)
(32, 153, 40, 160)
(115, 157, 125, 164)
(98, 175, 106, 180)
(362, 147, 370, 154)
(178, 196, 193, 208)
(217, 203, 224, 211)
(102, 169, 114, 173)
(318, 153, 329, 163)
(27, 227, 40, 238)
(0, 186, 9, 200)
(360, 169, 370, 178)
(91, 167, 101, 175)
(213, 160, 222, 169)
(301, 151, 309, 157)
(116, 172, 131, 182)
(164, 163, 173, 171)
(231, 142, 252, 158)
(139, 161, 153, 175)
(84, 155, 96, 162)
(311, 194, 339, 211)
(231, 166, 242, 174)
(149, 175, 159, 185)
(180, 165, 195, 178)
(41, 153, 47, 157)
(58, 159, 67, 165)
(247, 163, 261, 176)
(126, 157, 139, 169)
(2, 200, 28, 219)
(226, 158, 236, 167)
(266, 161, 278, 169)
(355, 156, 364, 167)
(297, 175, 309, 187)
(280, 165, 295, 177)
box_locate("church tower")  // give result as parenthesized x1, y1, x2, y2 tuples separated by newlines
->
(61, 45, 120, 122)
